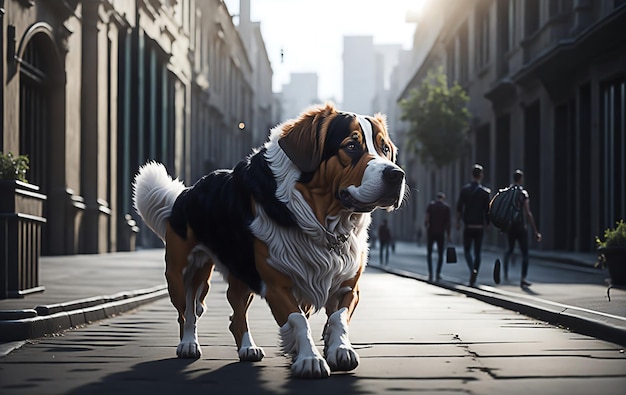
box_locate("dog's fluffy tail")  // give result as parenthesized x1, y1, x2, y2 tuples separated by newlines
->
(132, 161, 186, 242)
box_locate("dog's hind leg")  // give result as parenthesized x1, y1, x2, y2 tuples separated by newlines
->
(227, 274, 265, 362)
(177, 247, 214, 359)
(164, 224, 194, 343)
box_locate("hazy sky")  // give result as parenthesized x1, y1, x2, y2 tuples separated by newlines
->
(224, 0, 420, 102)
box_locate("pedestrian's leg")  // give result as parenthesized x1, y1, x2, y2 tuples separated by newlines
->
(519, 230, 531, 287)
(435, 235, 444, 280)
(379, 244, 383, 265)
(426, 234, 434, 280)
(466, 230, 479, 285)
(463, 229, 473, 272)
(503, 231, 516, 280)
(385, 243, 390, 265)
(473, 229, 484, 273)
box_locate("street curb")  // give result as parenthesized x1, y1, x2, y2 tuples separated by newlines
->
(371, 264, 626, 348)
(0, 285, 168, 344)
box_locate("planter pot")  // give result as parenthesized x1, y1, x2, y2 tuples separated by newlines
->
(598, 246, 626, 286)
(0, 180, 47, 298)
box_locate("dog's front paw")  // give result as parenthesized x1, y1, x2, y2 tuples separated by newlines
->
(239, 346, 265, 362)
(176, 340, 201, 359)
(291, 355, 331, 379)
(325, 344, 359, 372)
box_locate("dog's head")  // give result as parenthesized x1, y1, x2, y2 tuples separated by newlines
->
(278, 103, 406, 216)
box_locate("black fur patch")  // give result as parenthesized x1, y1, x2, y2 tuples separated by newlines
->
(168, 147, 297, 294)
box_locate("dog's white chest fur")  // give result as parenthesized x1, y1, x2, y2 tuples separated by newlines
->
(248, 129, 371, 310)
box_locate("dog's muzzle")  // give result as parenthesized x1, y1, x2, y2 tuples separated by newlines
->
(340, 164, 406, 212)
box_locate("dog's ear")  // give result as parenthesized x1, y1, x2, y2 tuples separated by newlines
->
(278, 103, 336, 173)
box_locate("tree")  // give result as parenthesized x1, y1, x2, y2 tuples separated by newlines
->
(400, 66, 471, 168)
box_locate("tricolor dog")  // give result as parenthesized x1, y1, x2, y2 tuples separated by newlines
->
(132, 103, 406, 378)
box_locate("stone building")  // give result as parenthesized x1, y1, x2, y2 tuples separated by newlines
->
(1, 0, 274, 254)
(392, 0, 626, 252)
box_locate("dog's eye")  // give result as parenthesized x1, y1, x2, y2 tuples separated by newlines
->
(346, 142, 358, 152)
(382, 144, 391, 156)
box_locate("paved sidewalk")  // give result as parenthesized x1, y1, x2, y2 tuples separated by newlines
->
(372, 241, 626, 347)
(0, 249, 168, 349)
(1, 241, 625, 355)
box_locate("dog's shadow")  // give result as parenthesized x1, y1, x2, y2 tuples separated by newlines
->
(65, 356, 362, 395)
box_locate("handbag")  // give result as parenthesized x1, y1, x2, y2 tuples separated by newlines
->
(446, 245, 457, 264)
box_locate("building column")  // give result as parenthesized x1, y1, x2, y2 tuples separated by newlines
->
(80, 1, 111, 253)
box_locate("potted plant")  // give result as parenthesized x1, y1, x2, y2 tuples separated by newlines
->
(0, 152, 47, 298)
(0, 152, 29, 181)
(596, 220, 626, 286)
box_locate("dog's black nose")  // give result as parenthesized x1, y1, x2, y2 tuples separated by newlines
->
(383, 166, 404, 186)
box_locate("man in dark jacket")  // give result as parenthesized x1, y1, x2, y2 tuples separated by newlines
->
(378, 219, 392, 265)
(456, 164, 491, 286)
(425, 192, 451, 282)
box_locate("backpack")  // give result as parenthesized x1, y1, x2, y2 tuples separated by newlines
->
(489, 186, 523, 232)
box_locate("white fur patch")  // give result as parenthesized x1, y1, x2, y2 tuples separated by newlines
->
(356, 115, 378, 156)
(324, 307, 359, 371)
(280, 312, 330, 378)
(249, 127, 371, 310)
(132, 161, 186, 241)
(239, 331, 265, 362)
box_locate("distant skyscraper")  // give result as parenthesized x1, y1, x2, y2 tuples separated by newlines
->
(343, 37, 403, 115)
(281, 72, 319, 119)
(343, 36, 376, 114)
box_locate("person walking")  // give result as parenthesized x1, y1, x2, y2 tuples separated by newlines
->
(456, 164, 491, 286)
(378, 219, 392, 265)
(503, 169, 542, 288)
(424, 192, 451, 282)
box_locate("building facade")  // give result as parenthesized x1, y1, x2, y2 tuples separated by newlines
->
(393, 0, 626, 252)
(1, 0, 274, 253)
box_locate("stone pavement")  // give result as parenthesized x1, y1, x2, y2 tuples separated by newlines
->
(1, 264, 625, 394)
(0, 250, 168, 348)
(372, 241, 626, 347)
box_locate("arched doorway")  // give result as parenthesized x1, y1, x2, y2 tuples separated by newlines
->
(18, 26, 65, 255)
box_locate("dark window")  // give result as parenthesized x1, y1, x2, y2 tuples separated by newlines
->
(495, 115, 511, 189)
(476, 6, 490, 71)
(599, 77, 626, 232)
(525, 0, 540, 36)
(476, 125, 490, 182)
(524, 101, 541, 227)
(458, 22, 469, 83)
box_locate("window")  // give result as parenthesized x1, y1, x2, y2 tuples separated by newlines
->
(599, 77, 626, 231)
(458, 22, 469, 83)
(525, 0, 540, 36)
(476, 6, 490, 71)
(549, 0, 573, 17)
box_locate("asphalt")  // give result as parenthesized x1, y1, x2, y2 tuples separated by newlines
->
(1, 242, 625, 351)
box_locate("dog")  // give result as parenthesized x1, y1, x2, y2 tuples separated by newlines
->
(132, 103, 406, 378)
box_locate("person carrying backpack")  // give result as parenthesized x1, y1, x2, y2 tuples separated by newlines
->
(502, 169, 542, 288)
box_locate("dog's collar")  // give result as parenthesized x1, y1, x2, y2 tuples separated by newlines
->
(324, 229, 352, 254)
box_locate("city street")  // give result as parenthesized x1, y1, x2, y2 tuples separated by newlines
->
(1, 249, 625, 394)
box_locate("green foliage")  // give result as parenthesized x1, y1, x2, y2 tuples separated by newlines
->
(596, 220, 626, 248)
(400, 66, 471, 168)
(0, 152, 29, 182)
(595, 220, 626, 268)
